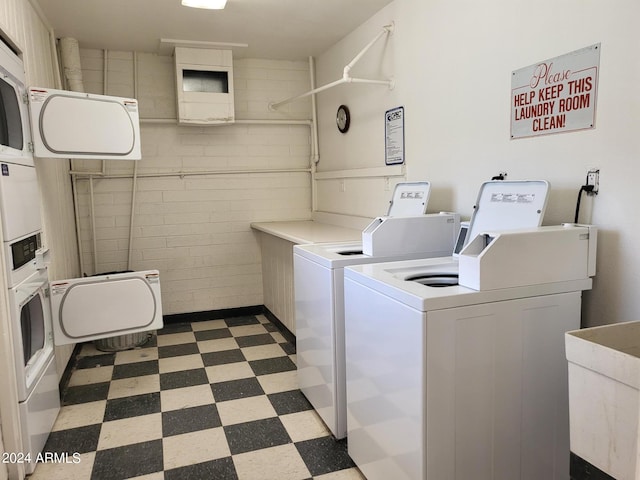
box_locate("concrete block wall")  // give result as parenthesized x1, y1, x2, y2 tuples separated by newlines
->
(74, 50, 312, 314)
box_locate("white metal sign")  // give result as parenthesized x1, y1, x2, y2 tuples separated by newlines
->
(385, 106, 404, 165)
(511, 44, 600, 139)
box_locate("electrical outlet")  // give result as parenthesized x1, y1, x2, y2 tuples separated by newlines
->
(586, 168, 599, 195)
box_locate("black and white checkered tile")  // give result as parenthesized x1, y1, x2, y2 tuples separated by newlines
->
(30, 314, 363, 480)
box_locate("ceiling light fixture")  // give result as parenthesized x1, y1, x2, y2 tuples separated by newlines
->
(181, 0, 227, 9)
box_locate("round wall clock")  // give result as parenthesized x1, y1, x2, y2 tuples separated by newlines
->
(336, 105, 350, 133)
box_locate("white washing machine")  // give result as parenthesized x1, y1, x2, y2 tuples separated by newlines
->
(343, 182, 597, 480)
(294, 182, 461, 439)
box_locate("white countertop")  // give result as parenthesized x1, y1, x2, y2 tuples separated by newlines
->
(251, 220, 362, 244)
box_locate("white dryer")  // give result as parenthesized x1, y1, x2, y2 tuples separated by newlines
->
(294, 182, 460, 439)
(7, 267, 58, 475)
(343, 181, 597, 480)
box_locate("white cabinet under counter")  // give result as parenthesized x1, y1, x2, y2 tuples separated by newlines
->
(251, 214, 369, 334)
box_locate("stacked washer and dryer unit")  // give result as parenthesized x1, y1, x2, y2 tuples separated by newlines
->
(0, 39, 60, 475)
(1, 36, 165, 473)
(343, 180, 598, 480)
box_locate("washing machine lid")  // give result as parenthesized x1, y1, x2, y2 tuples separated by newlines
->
(386, 182, 431, 216)
(28, 87, 141, 160)
(466, 180, 549, 247)
(50, 270, 162, 345)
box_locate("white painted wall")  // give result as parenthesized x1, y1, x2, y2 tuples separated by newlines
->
(314, 0, 639, 328)
(74, 51, 313, 314)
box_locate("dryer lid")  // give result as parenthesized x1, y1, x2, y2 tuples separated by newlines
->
(49, 270, 162, 346)
(386, 181, 431, 216)
(466, 180, 550, 246)
(28, 87, 141, 160)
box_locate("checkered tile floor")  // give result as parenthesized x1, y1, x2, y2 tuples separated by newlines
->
(30, 314, 364, 480)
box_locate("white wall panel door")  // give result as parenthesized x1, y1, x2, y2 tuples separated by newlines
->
(426, 292, 581, 480)
(0, 163, 41, 241)
(258, 232, 296, 332)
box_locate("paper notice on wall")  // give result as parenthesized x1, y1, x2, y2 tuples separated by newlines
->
(511, 44, 600, 139)
(385, 106, 404, 165)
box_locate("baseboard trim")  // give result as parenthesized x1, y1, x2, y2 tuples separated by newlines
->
(262, 306, 296, 346)
(570, 452, 615, 480)
(163, 305, 295, 345)
(163, 305, 264, 324)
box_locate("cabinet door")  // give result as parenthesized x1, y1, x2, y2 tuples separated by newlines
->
(426, 292, 580, 480)
(50, 270, 162, 346)
(0, 163, 41, 241)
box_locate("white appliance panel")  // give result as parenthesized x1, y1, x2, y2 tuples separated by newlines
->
(50, 270, 162, 345)
(344, 277, 424, 480)
(425, 293, 578, 480)
(18, 353, 60, 475)
(29, 88, 141, 160)
(459, 225, 595, 290)
(386, 181, 430, 216)
(467, 180, 549, 247)
(362, 213, 459, 257)
(294, 253, 344, 438)
(3, 232, 43, 288)
(345, 273, 580, 480)
(0, 162, 41, 241)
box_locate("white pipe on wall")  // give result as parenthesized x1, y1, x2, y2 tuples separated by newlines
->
(88, 176, 98, 274)
(71, 176, 85, 275)
(58, 37, 92, 274)
(342, 23, 393, 77)
(269, 23, 394, 109)
(139, 118, 312, 126)
(127, 52, 139, 270)
(103, 49, 108, 95)
(309, 56, 319, 213)
(309, 56, 320, 165)
(270, 78, 347, 109)
(73, 167, 312, 181)
(58, 38, 85, 93)
(50, 31, 63, 89)
(127, 161, 138, 270)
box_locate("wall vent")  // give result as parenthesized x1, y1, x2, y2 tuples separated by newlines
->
(174, 47, 234, 125)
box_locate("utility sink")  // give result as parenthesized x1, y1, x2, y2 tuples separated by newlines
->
(566, 321, 640, 480)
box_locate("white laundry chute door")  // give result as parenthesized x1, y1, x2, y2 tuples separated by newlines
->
(28, 87, 141, 160)
(49, 270, 162, 346)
